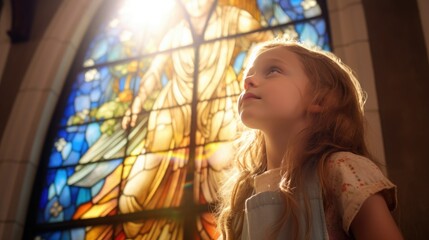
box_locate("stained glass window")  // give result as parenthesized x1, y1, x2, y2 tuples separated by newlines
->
(26, 0, 331, 239)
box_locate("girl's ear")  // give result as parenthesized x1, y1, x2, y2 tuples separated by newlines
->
(307, 103, 323, 113)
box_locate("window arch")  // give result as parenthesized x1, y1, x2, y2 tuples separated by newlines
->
(27, 0, 331, 239)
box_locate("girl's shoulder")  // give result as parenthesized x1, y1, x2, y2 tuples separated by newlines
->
(324, 151, 397, 233)
(325, 151, 383, 174)
(324, 151, 396, 198)
(327, 151, 378, 167)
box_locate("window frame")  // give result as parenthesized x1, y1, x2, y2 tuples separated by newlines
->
(24, 0, 332, 239)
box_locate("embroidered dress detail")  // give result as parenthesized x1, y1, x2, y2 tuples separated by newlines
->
(324, 152, 397, 238)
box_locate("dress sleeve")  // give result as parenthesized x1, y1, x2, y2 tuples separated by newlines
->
(326, 151, 397, 234)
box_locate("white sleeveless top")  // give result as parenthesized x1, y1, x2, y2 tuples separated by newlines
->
(241, 167, 329, 239)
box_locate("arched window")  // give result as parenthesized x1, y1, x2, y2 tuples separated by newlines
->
(27, 0, 331, 239)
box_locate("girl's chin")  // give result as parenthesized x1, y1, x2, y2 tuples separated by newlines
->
(240, 115, 264, 130)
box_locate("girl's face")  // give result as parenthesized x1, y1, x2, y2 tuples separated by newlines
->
(238, 46, 312, 131)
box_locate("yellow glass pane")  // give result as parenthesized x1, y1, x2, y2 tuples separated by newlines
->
(119, 149, 189, 216)
(80, 199, 117, 219)
(194, 142, 235, 204)
(116, 218, 183, 239)
(126, 105, 192, 155)
(86, 225, 114, 240)
(196, 96, 240, 144)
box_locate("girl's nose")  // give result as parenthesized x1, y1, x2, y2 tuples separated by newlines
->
(243, 73, 258, 90)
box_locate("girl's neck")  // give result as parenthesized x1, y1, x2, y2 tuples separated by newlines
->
(264, 132, 288, 170)
(263, 119, 309, 171)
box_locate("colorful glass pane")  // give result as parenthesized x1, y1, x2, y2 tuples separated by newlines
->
(61, 48, 196, 127)
(196, 96, 240, 143)
(115, 218, 184, 239)
(257, 0, 322, 27)
(194, 143, 235, 205)
(49, 120, 128, 167)
(60, 62, 140, 126)
(119, 149, 189, 213)
(35, 225, 114, 240)
(296, 18, 330, 50)
(202, 0, 322, 40)
(196, 212, 219, 240)
(125, 107, 192, 155)
(37, 159, 123, 223)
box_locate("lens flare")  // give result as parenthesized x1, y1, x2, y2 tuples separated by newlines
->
(119, 0, 176, 32)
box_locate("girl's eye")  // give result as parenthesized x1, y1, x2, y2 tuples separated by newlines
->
(266, 67, 281, 76)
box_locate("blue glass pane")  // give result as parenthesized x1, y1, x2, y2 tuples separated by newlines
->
(204, 0, 322, 40)
(49, 122, 126, 167)
(36, 226, 112, 240)
(60, 52, 186, 127)
(37, 160, 122, 223)
(263, 0, 322, 25)
(59, 62, 140, 126)
(296, 18, 331, 50)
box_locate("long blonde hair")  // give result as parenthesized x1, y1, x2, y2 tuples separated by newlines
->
(216, 39, 371, 239)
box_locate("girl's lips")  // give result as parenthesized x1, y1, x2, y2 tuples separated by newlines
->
(242, 92, 261, 101)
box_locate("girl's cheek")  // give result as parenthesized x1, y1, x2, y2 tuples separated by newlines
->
(273, 84, 300, 103)
(269, 86, 303, 116)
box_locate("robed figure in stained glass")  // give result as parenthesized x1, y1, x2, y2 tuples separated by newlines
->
(67, 0, 271, 237)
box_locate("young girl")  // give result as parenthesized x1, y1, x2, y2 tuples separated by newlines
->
(216, 39, 403, 240)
